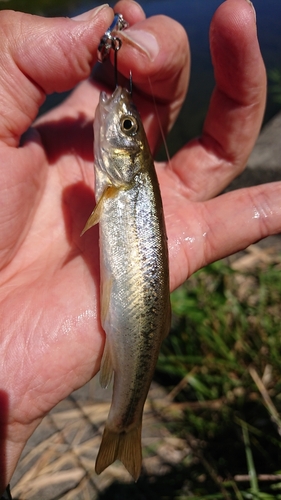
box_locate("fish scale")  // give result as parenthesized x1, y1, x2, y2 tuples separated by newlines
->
(82, 86, 170, 481)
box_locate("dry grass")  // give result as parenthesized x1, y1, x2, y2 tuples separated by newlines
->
(11, 243, 281, 500)
(11, 393, 190, 499)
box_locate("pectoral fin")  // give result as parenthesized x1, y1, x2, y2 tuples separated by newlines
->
(81, 185, 120, 235)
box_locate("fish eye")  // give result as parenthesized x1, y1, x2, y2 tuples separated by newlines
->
(120, 115, 138, 136)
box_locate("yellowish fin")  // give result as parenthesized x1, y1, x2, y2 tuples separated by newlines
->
(100, 276, 112, 325)
(95, 424, 142, 481)
(99, 276, 113, 388)
(99, 339, 113, 389)
(80, 185, 120, 235)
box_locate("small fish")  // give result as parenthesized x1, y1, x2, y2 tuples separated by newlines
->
(82, 86, 171, 481)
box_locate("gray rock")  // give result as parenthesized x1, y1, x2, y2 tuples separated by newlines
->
(227, 110, 281, 190)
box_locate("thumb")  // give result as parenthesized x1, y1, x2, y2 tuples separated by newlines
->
(0, 5, 113, 146)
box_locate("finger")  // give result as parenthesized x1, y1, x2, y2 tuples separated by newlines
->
(0, 6, 113, 146)
(44, 2, 189, 154)
(113, 0, 146, 24)
(170, 0, 266, 201)
(202, 183, 281, 264)
(49, 0, 146, 119)
(166, 182, 281, 290)
(95, 2, 190, 153)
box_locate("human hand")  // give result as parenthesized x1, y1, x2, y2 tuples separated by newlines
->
(0, 0, 279, 490)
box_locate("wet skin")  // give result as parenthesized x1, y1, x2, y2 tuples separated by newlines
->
(0, 0, 280, 490)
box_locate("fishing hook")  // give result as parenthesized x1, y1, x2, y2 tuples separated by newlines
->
(129, 70, 133, 95)
(98, 13, 129, 88)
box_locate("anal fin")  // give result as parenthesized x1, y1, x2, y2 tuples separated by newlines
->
(99, 339, 113, 389)
(99, 276, 113, 389)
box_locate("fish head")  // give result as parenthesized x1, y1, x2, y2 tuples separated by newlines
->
(94, 86, 151, 187)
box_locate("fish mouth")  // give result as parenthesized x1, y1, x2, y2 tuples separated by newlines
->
(100, 91, 109, 104)
(99, 86, 130, 109)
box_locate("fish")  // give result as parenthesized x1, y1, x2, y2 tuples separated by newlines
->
(82, 86, 171, 481)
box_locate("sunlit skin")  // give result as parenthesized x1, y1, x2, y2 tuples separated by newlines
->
(0, 0, 280, 489)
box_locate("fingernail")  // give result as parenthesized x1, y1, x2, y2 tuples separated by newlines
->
(71, 4, 109, 21)
(244, 0, 256, 23)
(120, 29, 159, 61)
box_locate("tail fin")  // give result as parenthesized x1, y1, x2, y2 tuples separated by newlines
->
(95, 425, 142, 481)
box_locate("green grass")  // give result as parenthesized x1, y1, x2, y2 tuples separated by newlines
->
(156, 252, 281, 499)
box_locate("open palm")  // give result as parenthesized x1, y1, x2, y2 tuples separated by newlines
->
(1, 0, 280, 488)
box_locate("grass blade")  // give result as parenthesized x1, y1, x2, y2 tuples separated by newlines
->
(241, 422, 259, 495)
